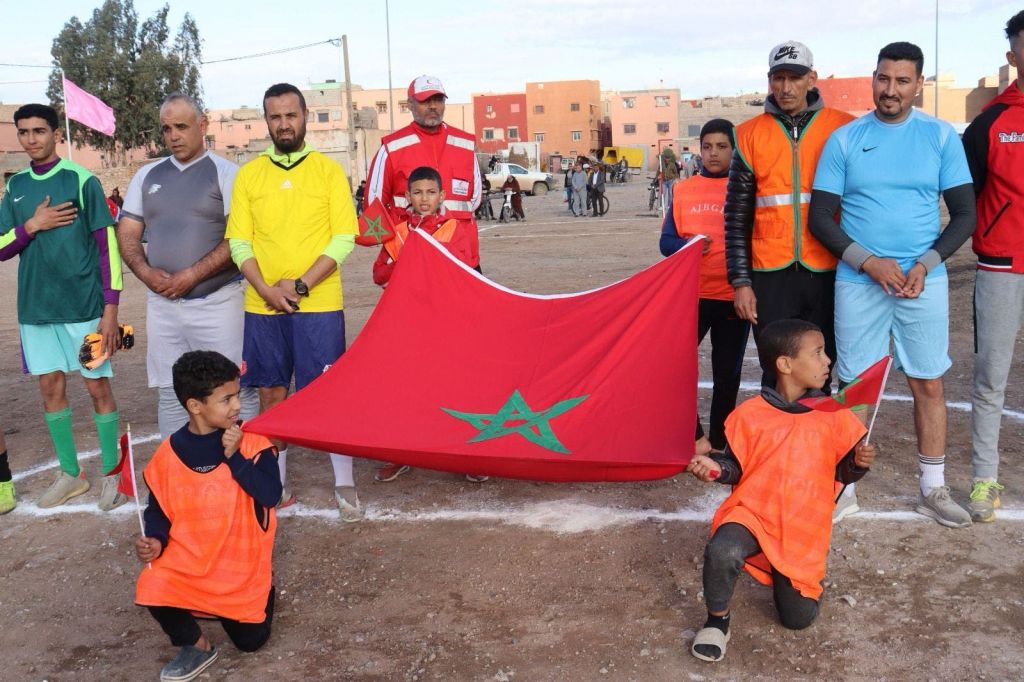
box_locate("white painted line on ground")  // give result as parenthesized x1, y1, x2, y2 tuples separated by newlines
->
(9, 498, 1024, 530)
(487, 231, 647, 239)
(700, 381, 1024, 422)
(12, 432, 163, 483)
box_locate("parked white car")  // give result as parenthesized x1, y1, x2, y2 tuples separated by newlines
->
(485, 163, 554, 196)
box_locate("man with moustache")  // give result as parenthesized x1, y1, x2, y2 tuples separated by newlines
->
(364, 75, 484, 484)
(723, 41, 853, 397)
(809, 42, 976, 528)
(366, 75, 481, 270)
(225, 83, 363, 521)
(118, 93, 258, 439)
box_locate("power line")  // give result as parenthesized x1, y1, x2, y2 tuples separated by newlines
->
(0, 62, 51, 68)
(201, 39, 337, 65)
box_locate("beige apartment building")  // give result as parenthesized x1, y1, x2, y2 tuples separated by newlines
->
(603, 88, 680, 170)
(526, 80, 602, 161)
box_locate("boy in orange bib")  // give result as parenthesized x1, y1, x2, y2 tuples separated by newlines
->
(685, 319, 875, 662)
(135, 351, 281, 682)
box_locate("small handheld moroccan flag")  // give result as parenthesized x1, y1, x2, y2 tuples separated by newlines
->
(800, 355, 893, 443)
(356, 198, 397, 246)
(108, 433, 136, 498)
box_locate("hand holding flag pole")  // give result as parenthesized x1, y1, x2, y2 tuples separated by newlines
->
(113, 426, 151, 569)
(863, 357, 894, 445)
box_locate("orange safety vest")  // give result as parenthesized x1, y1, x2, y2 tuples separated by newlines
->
(734, 108, 853, 272)
(672, 174, 732, 301)
(136, 432, 277, 623)
(384, 218, 459, 262)
(712, 396, 865, 599)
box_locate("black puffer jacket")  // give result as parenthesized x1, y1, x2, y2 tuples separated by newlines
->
(724, 90, 825, 287)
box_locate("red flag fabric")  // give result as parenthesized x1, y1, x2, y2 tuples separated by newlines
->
(62, 78, 116, 136)
(799, 356, 892, 413)
(356, 198, 397, 246)
(244, 231, 701, 482)
(107, 433, 136, 497)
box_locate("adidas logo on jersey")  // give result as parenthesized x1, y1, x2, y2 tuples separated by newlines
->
(147, 184, 161, 195)
(281, 180, 293, 189)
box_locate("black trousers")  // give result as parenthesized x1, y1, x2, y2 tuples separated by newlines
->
(148, 586, 276, 652)
(750, 265, 836, 393)
(694, 299, 750, 450)
(702, 523, 819, 630)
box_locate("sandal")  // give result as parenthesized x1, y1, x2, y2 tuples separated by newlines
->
(691, 626, 730, 662)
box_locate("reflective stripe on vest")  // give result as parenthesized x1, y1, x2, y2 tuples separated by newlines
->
(393, 197, 474, 213)
(384, 218, 458, 261)
(386, 134, 420, 153)
(735, 108, 853, 271)
(446, 135, 475, 151)
(755, 192, 812, 208)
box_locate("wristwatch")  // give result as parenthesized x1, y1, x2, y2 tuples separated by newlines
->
(294, 278, 310, 297)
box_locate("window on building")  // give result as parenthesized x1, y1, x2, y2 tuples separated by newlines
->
(624, 124, 637, 134)
(570, 102, 580, 112)
(534, 132, 545, 142)
(508, 126, 519, 140)
(534, 105, 545, 114)
(657, 122, 670, 134)
(375, 101, 387, 113)
(318, 112, 329, 123)
(590, 104, 596, 115)
(244, 124, 251, 130)
(483, 128, 495, 140)
(331, 109, 342, 121)
(510, 103, 520, 113)
(623, 97, 636, 108)
(352, 102, 359, 111)
(205, 135, 215, 150)
(687, 124, 701, 137)
(486, 104, 494, 113)
(571, 130, 582, 141)
(655, 95, 670, 107)
(399, 102, 410, 113)
(569, 149, 578, 156)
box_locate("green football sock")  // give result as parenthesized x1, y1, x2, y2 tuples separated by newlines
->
(45, 408, 79, 476)
(94, 411, 120, 474)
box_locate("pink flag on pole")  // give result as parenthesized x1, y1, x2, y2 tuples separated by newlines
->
(62, 77, 116, 136)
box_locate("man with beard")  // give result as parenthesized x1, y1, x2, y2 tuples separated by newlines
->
(225, 83, 363, 521)
(809, 42, 976, 528)
(366, 75, 481, 271)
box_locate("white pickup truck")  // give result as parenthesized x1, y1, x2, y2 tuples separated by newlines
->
(485, 163, 554, 196)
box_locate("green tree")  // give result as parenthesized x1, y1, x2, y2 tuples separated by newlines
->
(47, 0, 203, 160)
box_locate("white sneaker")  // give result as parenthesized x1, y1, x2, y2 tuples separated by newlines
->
(334, 486, 363, 523)
(915, 486, 972, 528)
(832, 486, 860, 525)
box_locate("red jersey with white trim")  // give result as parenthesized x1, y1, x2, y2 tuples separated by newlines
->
(366, 121, 482, 266)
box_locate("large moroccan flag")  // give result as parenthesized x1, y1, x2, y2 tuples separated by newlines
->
(244, 231, 701, 482)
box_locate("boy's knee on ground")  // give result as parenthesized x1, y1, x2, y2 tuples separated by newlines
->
(778, 602, 819, 631)
(229, 627, 271, 653)
(704, 535, 748, 572)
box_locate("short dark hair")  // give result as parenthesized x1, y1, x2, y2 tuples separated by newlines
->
(1006, 10, 1024, 42)
(700, 118, 735, 144)
(263, 83, 306, 111)
(757, 319, 822, 371)
(408, 165, 442, 188)
(172, 350, 240, 408)
(14, 103, 59, 131)
(877, 41, 924, 76)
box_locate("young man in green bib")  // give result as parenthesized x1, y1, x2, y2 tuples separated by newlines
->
(0, 104, 125, 511)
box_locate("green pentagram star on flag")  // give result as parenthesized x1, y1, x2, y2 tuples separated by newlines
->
(362, 214, 388, 244)
(442, 389, 589, 454)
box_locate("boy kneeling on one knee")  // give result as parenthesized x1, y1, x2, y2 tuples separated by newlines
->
(686, 319, 875, 662)
(135, 350, 281, 681)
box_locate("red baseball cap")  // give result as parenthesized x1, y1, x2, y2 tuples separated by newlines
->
(408, 75, 447, 102)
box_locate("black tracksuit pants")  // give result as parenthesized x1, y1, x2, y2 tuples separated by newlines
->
(694, 299, 750, 450)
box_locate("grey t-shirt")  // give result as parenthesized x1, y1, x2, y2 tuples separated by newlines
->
(123, 151, 240, 299)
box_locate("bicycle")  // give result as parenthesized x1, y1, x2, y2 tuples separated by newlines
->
(647, 176, 661, 212)
(592, 193, 610, 216)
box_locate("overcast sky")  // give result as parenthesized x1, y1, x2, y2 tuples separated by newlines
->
(1, 0, 1019, 110)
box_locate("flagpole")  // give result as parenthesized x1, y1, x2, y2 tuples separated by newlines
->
(126, 424, 151, 570)
(58, 68, 73, 161)
(864, 356, 894, 444)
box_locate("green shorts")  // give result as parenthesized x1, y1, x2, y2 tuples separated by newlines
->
(20, 319, 113, 379)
